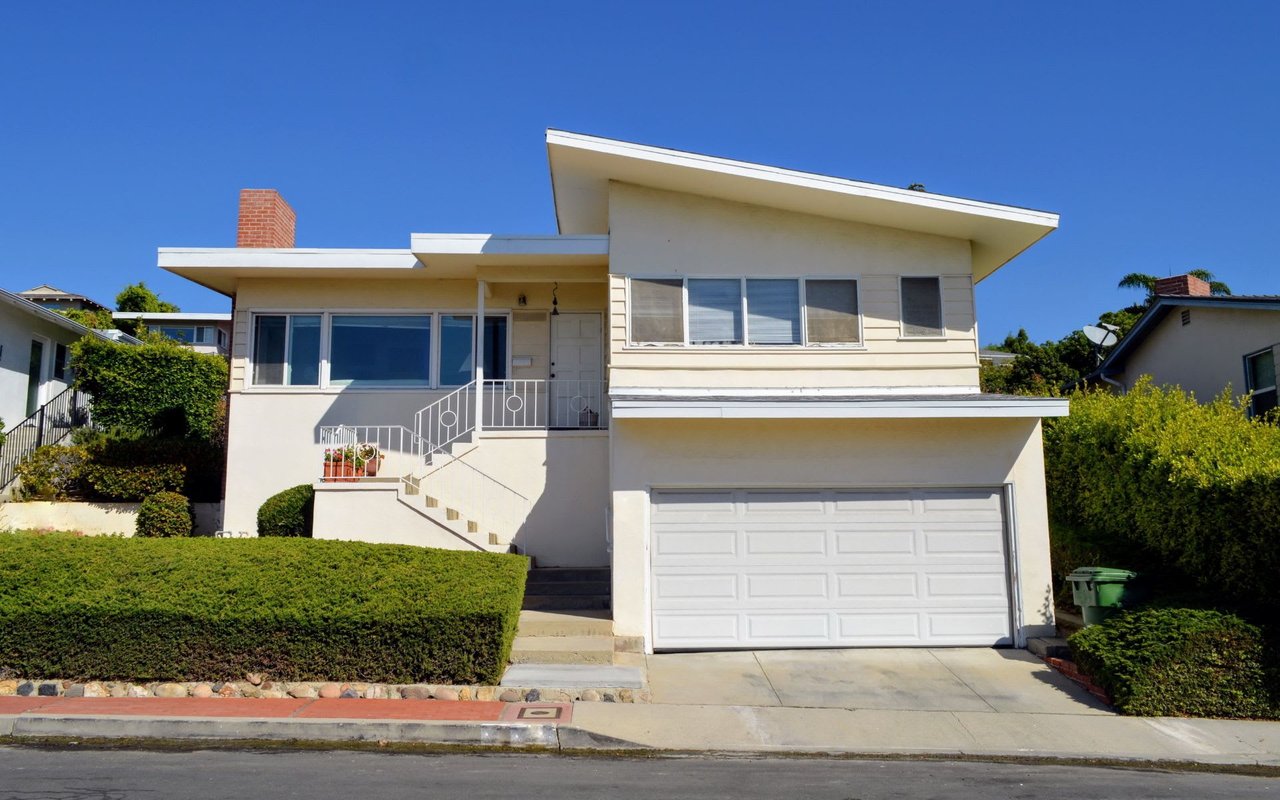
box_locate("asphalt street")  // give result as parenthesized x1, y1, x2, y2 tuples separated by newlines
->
(0, 748, 1276, 799)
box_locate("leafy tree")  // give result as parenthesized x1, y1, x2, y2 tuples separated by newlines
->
(55, 308, 115, 329)
(115, 282, 180, 313)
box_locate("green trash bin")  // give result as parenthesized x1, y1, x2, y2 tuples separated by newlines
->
(1068, 567, 1139, 625)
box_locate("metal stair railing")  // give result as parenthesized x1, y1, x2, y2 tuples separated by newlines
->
(413, 381, 476, 453)
(0, 386, 92, 491)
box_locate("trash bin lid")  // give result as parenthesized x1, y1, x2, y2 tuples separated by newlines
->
(1067, 566, 1138, 581)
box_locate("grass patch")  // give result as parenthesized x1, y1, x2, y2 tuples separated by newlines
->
(0, 533, 527, 685)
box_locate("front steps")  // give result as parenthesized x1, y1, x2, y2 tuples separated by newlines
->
(397, 480, 511, 554)
(512, 569, 641, 666)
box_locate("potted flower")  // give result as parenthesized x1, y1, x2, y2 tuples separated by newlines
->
(323, 445, 367, 482)
(358, 443, 383, 477)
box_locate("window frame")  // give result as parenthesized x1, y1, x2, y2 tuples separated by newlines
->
(898, 275, 947, 340)
(625, 275, 864, 349)
(1244, 345, 1278, 418)
(247, 309, 512, 392)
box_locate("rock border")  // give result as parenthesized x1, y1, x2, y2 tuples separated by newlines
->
(0, 678, 648, 704)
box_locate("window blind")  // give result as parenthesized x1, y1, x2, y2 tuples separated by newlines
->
(746, 279, 801, 345)
(688, 279, 743, 345)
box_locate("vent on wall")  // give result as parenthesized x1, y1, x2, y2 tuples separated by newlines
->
(1181, 309, 1192, 326)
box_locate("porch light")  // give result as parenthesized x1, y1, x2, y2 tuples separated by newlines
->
(518, 293, 527, 307)
(551, 282, 560, 316)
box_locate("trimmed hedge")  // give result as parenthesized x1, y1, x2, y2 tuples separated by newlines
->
(15, 436, 223, 503)
(257, 484, 314, 537)
(0, 535, 528, 685)
(136, 492, 193, 537)
(1069, 608, 1276, 718)
(70, 335, 228, 441)
(1045, 380, 1280, 601)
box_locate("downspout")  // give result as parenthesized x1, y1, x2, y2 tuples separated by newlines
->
(1098, 373, 1125, 393)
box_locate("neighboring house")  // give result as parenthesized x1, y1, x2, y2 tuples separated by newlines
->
(0, 289, 131, 490)
(1088, 274, 1280, 417)
(159, 132, 1066, 653)
(112, 312, 232, 356)
(17, 285, 110, 313)
(979, 349, 1017, 366)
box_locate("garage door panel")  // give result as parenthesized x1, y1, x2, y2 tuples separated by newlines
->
(651, 488, 1012, 649)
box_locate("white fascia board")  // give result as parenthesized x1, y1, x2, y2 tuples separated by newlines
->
(158, 248, 420, 269)
(409, 233, 609, 256)
(547, 130, 1058, 227)
(112, 312, 232, 322)
(612, 386, 983, 398)
(610, 398, 1070, 420)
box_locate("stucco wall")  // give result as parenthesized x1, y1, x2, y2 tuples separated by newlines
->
(1115, 306, 1280, 399)
(0, 308, 82, 428)
(312, 485, 482, 549)
(605, 183, 981, 390)
(608, 417, 1055, 648)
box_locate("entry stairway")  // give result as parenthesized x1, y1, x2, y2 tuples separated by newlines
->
(511, 568, 641, 666)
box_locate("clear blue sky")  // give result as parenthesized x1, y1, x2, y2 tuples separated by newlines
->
(2, 2, 1276, 344)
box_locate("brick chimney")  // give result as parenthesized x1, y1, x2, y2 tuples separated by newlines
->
(237, 189, 296, 248)
(1154, 274, 1211, 297)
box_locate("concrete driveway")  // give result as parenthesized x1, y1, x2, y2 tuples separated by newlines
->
(645, 647, 1111, 715)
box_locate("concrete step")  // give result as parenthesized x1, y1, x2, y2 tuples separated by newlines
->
(525, 567, 611, 583)
(522, 580, 611, 596)
(518, 609, 613, 638)
(509, 635, 615, 665)
(501, 664, 646, 689)
(522, 594, 612, 611)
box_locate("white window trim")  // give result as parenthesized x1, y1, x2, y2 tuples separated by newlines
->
(247, 309, 512, 392)
(1244, 345, 1278, 417)
(898, 274, 948, 340)
(625, 275, 865, 349)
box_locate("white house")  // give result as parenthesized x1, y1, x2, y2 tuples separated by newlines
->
(160, 133, 1067, 653)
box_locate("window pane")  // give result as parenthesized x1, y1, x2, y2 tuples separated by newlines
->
(330, 315, 430, 386)
(252, 315, 286, 385)
(746, 279, 800, 345)
(805, 280, 860, 343)
(54, 343, 69, 381)
(1253, 389, 1277, 417)
(485, 316, 508, 380)
(288, 316, 321, 385)
(630, 278, 684, 343)
(688, 279, 743, 345)
(1248, 349, 1276, 390)
(902, 277, 943, 337)
(439, 315, 474, 387)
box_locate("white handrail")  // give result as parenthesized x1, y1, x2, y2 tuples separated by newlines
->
(413, 381, 477, 451)
(483, 379, 608, 429)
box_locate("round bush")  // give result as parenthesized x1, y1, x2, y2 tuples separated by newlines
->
(257, 484, 315, 537)
(136, 491, 193, 538)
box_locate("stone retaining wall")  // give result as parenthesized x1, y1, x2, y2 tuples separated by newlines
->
(0, 677, 648, 704)
(0, 502, 224, 536)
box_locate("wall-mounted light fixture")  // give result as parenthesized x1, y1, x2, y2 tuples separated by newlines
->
(551, 282, 560, 316)
(518, 293, 527, 307)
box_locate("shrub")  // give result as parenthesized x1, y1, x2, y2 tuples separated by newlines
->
(0, 535, 528, 684)
(257, 484, 314, 537)
(82, 434, 222, 502)
(1069, 608, 1276, 718)
(1045, 380, 1280, 602)
(70, 335, 228, 441)
(16, 445, 91, 500)
(136, 492, 193, 537)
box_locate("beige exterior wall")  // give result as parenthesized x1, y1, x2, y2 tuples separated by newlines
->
(0, 501, 223, 536)
(1114, 306, 1280, 400)
(606, 183, 980, 390)
(312, 485, 483, 549)
(608, 417, 1055, 648)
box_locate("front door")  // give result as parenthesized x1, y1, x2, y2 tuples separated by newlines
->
(549, 313, 603, 428)
(26, 338, 47, 417)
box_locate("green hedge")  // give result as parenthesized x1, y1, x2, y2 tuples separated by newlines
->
(136, 492, 193, 537)
(0, 535, 528, 685)
(15, 436, 223, 503)
(70, 336, 228, 441)
(1045, 380, 1280, 601)
(16, 445, 92, 500)
(258, 484, 314, 537)
(1069, 608, 1277, 718)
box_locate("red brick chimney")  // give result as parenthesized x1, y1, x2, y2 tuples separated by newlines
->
(237, 189, 296, 248)
(1154, 274, 1211, 297)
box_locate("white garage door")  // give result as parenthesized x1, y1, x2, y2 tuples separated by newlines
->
(650, 488, 1012, 649)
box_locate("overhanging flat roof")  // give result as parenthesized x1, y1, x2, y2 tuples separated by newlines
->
(609, 390, 1069, 420)
(547, 130, 1059, 282)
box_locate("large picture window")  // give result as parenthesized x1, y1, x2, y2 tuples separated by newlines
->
(250, 312, 509, 389)
(629, 277, 860, 347)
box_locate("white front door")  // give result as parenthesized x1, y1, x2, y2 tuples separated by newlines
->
(649, 488, 1013, 650)
(549, 313, 603, 428)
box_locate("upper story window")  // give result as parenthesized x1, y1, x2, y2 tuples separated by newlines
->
(250, 312, 507, 389)
(1246, 346, 1277, 418)
(900, 276, 944, 337)
(629, 277, 860, 347)
(156, 325, 215, 345)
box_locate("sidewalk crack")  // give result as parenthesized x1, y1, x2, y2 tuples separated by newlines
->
(929, 649, 998, 713)
(753, 652, 784, 707)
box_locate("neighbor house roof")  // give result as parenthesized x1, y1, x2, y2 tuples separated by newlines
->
(1090, 294, 1280, 379)
(545, 130, 1059, 282)
(18, 285, 110, 311)
(112, 312, 232, 323)
(0, 289, 129, 342)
